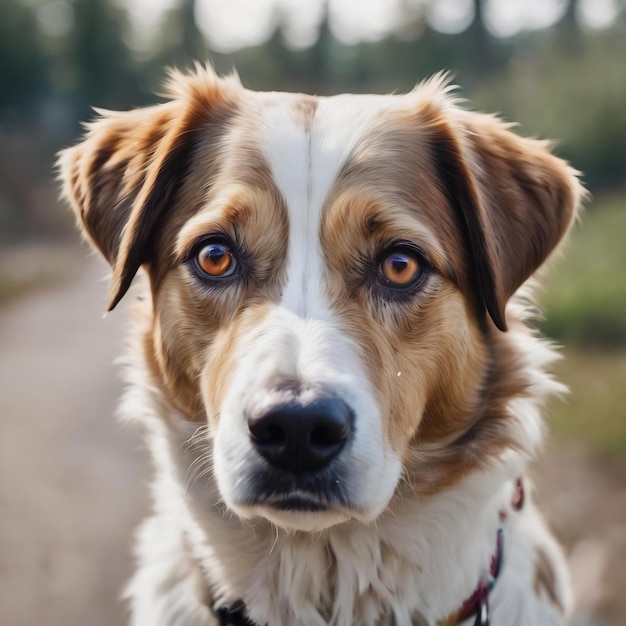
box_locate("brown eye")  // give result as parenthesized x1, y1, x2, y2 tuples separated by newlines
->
(195, 241, 236, 278)
(380, 251, 421, 287)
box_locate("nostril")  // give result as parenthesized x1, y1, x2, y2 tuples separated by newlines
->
(248, 418, 286, 446)
(250, 421, 284, 444)
(265, 424, 285, 445)
(309, 421, 348, 449)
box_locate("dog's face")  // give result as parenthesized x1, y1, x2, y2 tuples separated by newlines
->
(59, 68, 582, 531)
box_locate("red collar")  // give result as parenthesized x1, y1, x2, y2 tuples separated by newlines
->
(440, 477, 524, 626)
(439, 527, 504, 626)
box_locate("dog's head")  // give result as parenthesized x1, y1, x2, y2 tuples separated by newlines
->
(59, 67, 583, 531)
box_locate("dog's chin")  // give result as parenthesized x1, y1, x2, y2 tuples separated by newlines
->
(255, 507, 350, 532)
(226, 496, 385, 532)
(227, 499, 355, 531)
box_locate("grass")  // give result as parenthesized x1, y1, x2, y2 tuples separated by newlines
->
(538, 193, 626, 347)
(546, 348, 626, 456)
(537, 193, 626, 456)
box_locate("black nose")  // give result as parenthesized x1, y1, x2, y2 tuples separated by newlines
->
(247, 396, 352, 473)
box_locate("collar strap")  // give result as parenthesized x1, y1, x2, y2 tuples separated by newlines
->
(439, 476, 524, 626)
(212, 601, 257, 626)
(439, 527, 504, 626)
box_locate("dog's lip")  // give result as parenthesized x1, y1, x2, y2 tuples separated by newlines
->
(246, 489, 344, 513)
(265, 496, 330, 512)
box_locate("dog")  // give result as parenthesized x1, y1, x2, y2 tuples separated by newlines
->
(58, 65, 584, 626)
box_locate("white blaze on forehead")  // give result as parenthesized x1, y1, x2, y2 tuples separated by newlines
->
(257, 93, 396, 318)
(211, 94, 404, 527)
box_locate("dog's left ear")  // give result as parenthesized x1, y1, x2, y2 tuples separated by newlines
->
(58, 66, 238, 310)
(431, 107, 585, 331)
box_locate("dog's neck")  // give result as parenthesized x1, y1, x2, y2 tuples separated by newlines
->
(210, 524, 507, 626)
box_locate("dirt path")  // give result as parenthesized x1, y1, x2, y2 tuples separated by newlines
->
(537, 444, 626, 625)
(0, 249, 149, 626)
(0, 248, 623, 626)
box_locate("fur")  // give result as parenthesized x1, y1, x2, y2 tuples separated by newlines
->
(58, 65, 585, 625)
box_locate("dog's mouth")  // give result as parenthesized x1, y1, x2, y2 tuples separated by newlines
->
(265, 496, 331, 512)
(240, 464, 352, 509)
(248, 492, 358, 531)
(232, 466, 361, 529)
(243, 485, 349, 513)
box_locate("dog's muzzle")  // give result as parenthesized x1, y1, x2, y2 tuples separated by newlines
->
(211, 315, 398, 528)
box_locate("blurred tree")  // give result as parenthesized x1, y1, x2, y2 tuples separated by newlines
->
(157, 0, 210, 69)
(466, 0, 491, 70)
(63, 0, 139, 113)
(0, 0, 46, 115)
(559, 0, 584, 52)
(0, 0, 625, 245)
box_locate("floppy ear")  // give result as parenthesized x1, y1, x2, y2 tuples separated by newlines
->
(57, 66, 239, 310)
(431, 107, 585, 331)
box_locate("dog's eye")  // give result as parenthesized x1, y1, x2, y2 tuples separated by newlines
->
(194, 241, 236, 278)
(379, 250, 421, 288)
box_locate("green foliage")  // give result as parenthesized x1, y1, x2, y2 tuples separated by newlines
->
(0, 0, 625, 242)
(547, 348, 626, 455)
(539, 194, 626, 347)
(224, 11, 513, 97)
(542, 197, 626, 458)
(471, 26, 626, 192)
(63, 0, 140, 110)
(0, 0, 46, 111)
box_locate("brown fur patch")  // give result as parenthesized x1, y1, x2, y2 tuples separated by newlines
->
(313, 105, 523, 493)
(143, 105, 289, 423)
(58, 66, 243, 309)
(312, 95, 583, 494)
(445, 106, 584, 330)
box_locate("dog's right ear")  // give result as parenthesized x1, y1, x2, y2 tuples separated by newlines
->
(57, 66, 239, 310)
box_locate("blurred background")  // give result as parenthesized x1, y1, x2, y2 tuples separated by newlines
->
(0, 1, 624, 625)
